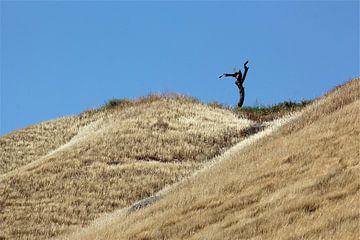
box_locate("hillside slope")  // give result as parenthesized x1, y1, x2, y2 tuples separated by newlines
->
(0, 95, 258, 240)
(0, 114, 95, 174)
(67, 78, 360, 240)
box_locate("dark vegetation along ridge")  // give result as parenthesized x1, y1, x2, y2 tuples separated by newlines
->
(234, 100, 313, 122)
(104, 95, 313, 123)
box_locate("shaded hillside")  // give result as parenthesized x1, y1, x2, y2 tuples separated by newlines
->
(67, 78, 360, 240)
(0, 95, 257, 240)
(233, 100, 312, 122)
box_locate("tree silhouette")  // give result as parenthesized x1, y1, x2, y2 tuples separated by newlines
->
(219, 61, 249, 107)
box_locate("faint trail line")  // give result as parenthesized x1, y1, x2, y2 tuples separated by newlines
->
(57, 111, 303, 240)
(0, 118, 104, 181)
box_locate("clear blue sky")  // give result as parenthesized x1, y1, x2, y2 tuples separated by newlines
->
(1, 1, 359, 135)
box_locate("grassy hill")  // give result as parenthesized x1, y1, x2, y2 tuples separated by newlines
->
(1, 78, 358, 240)
(59, 78, 359, 240)
(0, 95, 261, 239)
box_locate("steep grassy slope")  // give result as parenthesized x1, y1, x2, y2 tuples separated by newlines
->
(68, 78, 360, 240)
(0, 95, 257, 240)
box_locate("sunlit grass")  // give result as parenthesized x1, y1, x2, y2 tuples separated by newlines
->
(0, 94, 254, 239)
(62, 78, 359, 240)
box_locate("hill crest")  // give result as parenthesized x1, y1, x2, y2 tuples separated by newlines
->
(1, 79, 359, 240)
(1, 94, 258, 239)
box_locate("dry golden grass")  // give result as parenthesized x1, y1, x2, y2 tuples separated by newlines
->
(0, 115, 94, 174)
(0, 95, 256, 240)
(64, 78, 360, 240)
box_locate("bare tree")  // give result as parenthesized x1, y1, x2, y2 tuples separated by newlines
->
(219, 61, 249, 107)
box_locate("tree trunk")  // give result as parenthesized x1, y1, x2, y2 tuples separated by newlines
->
(238, 86, 245, 107)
